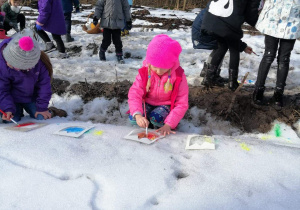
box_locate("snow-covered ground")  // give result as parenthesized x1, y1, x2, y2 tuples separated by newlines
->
(1, 5, 300, 210)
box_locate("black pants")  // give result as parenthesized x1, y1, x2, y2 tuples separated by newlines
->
(210, 36, 240, 70)
(255, 35, 296, 88)
(34, 25, 65, 53)
(64, 12, 72, 34)
(3, 13, 25, 32)
(101, 28, 123, 54)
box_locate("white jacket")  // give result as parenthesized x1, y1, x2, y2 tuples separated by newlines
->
(256, 0, 300, 39)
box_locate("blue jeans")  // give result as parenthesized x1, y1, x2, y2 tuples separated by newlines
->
(1, 102, 45, 123)
(129, 103, 170, 128)
(64, 12, 72, 34)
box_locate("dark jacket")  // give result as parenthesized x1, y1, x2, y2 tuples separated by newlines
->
(201, 0, 260, 41)
(192, 8, 247, 52)
(1, 2, 19, 25)
(37, 0, 66, 35)
(0, 39, 52, 114)
(61, 0, 80, 14)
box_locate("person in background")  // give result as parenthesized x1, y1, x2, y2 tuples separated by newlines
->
(128, 35, 189, 136)
(0, 35, 67, 123)
(201, 0, 260, 91)
(121, 0, 132, 36)
(192, 7, 253, 87)
(93, 0, 131, 63)
(0, 0, 10, 39)
(61, 0, 80, 42)
(34, 0, 68, 58)
(253, 0, 300, 108)
(1, 0, 25, 33)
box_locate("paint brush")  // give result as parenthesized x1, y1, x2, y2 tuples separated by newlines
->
(143, 100, 148, 135)
(0, 109, 19, 126)
(251, 50, 259, 56)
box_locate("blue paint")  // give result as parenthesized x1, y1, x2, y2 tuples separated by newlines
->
(291, 26, 297, 32)
(63, 127, 85, 133)
(287, 22, 292, 27)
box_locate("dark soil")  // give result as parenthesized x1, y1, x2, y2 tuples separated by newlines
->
(132, 9, 193, 30)
(52, 79, 300, 134)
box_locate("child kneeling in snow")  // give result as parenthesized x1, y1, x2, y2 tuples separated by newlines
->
(128, 34, 189, 136)
(0, 35, 67, 123)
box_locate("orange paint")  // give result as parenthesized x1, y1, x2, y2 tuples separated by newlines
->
(138, 132, 159, 140)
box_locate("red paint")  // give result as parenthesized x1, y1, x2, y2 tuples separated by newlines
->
(137, 132, 158, 140)
(16, 122, 35, 127)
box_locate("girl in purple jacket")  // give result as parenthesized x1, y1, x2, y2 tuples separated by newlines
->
(35, 0, 67, 58)
(0, 35, 66, 123)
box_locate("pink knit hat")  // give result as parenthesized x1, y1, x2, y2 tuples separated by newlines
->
(144, 34, 182, 70)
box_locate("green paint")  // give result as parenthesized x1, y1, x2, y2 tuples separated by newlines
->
(274, 124, 282, 137)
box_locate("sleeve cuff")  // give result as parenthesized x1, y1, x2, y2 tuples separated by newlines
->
(132, 111, 142, 119)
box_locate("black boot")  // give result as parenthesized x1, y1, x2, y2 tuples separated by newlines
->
(66, 34, 74, 42)
(252, 86, 265, 105)
(200, 62, 208, 77)
(216, 68, 229, 83)
(201, 64, 223, 87)
(99, 48, 106, 61)
(228, 69, 239, 91)
(116, 54, 125, 64)
(273, 87, 284, 108)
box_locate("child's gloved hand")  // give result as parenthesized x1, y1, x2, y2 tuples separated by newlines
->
(135, 114, 149, 128)
(35, 111, 52, 120)
(75, 6, 80, 13)
(126, 20, 132, 30)
(93, 16, 99, 26)
(156, 124, 176, 136)
(35, 23, 42, 31)
(1, 112, 13, 121)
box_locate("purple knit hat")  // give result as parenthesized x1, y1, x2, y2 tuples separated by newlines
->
(144, 34, 182, 70)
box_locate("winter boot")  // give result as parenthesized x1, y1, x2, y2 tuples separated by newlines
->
(273, 87, 284, 108)
(252, 86, 265, 105)
(0, 29, 10, 39)
(116, 54, 125, 64)
(99, 48, 106, 61)
(201, 64, 222, 87)
(66, 33, 74, 42)
(49, 107, 68, 118)
(216, 68, 229, 83)
(44, 41, 56, 53)
(228, 69, 239, 91)
(200, 62, 208, 77)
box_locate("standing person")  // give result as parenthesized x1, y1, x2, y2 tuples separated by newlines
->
(128, 35, 189, 136)
(0, 35, 67, 123)
(192, 7, 253, 87)
(61, 0, 80, 42)
(93, 0, 131, 63)
(121, 0, 132, 36)
(201, 0, 260, 90)
(1, 0, 25, 33)
(253, 0, 300, 108)
(35, 0, 68, 58)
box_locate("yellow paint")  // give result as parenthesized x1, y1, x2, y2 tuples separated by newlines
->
(204, 136, 213, 143)
(94, 130, 104, 136)
(261, 135, 272, 140)
(240, 142, 250, 151)
(235, 139, 241, 142)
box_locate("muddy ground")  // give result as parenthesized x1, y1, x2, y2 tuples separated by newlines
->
(52, 78, 300, 134)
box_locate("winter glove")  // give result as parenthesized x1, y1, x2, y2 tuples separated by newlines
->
(35, 23, 42, 31)
(93, 16, 98, 26)
(126, 20, 132, 30)
(75, 6, 80, 13)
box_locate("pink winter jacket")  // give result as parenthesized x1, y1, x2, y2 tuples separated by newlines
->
(128, 66, 189, 129)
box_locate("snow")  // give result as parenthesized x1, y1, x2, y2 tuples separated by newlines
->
(1, 5, 300, 210)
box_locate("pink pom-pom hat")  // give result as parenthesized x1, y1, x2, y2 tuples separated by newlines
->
(144, 34, 182, 70)
(19, 36, 34, 51)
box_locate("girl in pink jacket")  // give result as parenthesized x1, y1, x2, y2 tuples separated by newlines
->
(128, 34, 189, 136)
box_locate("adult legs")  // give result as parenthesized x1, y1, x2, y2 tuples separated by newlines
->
(64, 12, 74, 42)
(253, 35, 279, 105)
(52, 33, 65, 53)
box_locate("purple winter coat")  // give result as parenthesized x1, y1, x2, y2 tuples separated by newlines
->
(0, 39, 52, 114)
(37, 0, 66, 35)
